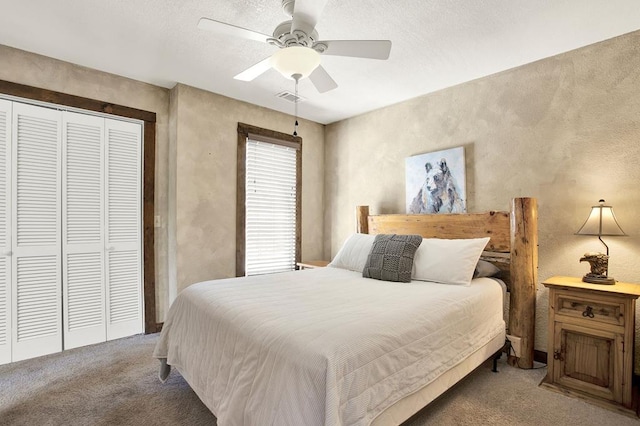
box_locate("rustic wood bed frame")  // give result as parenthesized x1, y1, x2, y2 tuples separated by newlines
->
(355, 197, 538, 367)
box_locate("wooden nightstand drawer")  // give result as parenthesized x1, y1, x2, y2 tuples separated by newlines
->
(554, 290, 625, 327)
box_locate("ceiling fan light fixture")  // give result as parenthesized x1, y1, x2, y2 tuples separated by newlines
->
(270, 46, 321, 79)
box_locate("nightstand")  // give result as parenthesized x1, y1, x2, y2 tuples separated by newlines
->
(541, 276, 640, 416)
(296, 260, 329, 270)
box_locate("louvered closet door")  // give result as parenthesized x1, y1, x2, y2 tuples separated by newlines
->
(0, 99, 12, 365)
(62, 112, 105, 349)
(105, 119, 142, 340)
(11, 103, 62, 361)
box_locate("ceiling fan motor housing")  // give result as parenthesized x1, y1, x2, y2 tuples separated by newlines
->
(270, 21, 320, 49)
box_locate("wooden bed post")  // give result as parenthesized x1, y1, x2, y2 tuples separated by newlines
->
(509, 198, 538, 368)
(356, 206, 369, 234)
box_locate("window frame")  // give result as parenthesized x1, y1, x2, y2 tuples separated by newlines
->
(236, 123, 301, 277)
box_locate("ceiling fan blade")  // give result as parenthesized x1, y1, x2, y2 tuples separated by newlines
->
(198, 18, 271, 44)
(234, 57, 272, 81)
(309, 65, 338, 93)
(317, 40, 392, 60)
(291, 0, 329, 35)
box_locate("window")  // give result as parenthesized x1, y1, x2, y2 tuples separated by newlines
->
(236, 123, 301, 277)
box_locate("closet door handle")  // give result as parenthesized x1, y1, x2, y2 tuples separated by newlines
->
(2, 251, 12, 256)
(106, 246, 115, 252)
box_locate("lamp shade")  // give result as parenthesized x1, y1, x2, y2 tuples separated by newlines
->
(576, 199, 626, 236)
(270, 46, 321, 79)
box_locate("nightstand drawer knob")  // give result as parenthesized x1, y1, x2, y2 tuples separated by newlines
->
(582, 306, 595, 318)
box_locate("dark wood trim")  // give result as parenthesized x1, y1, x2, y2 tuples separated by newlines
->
(142, 121, 157, 334)
(236, 122, 302, 277)
(0, 79, 158, 334)
(0, 80, 156, 122)
(236, 127, 247, 277)
(238, 122, 301, 145)
(295, 138, 302, 266)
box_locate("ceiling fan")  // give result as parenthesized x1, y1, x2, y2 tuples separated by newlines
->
(197, 0, 392, 93)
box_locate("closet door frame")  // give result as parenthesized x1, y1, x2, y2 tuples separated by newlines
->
(0, 99, 12, 364)
(0, 80, 158, 334)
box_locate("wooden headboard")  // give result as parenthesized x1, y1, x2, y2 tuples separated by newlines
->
(356, 197, 538, 368)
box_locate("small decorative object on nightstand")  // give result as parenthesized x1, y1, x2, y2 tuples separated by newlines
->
(541, 276, 640, 416)
(296, 260, 329, 270)
(575, 199, 626, 284)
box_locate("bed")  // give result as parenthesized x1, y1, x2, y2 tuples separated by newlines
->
(154, 197, 538, 425)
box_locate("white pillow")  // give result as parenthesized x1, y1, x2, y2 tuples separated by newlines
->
(412, 237, 490, 286)
(328, 233, 376, 272)
(474, 259, 501, 278)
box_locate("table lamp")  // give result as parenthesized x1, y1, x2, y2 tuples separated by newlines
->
(576, 199, 626, 284)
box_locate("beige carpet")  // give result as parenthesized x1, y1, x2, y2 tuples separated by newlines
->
(0, 333, 635, 425)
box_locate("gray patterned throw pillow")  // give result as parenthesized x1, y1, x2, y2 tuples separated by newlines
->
(362, 234, 422, 282)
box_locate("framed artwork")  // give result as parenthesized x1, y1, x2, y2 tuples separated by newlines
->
(405, 146, 467, 214)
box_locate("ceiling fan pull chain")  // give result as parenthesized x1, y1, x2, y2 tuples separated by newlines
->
(293, 73, 300, 136)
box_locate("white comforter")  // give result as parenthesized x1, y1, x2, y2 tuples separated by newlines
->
(153, 267, 505, 426)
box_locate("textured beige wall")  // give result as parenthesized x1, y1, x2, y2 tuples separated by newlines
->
(0, 45, 326, 323)
(324, 30, 640, 360)
(173, 84, 325, 293)
(0, 44, 171, 322)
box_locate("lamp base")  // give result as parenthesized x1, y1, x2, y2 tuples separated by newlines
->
(582, 274, 616, 285)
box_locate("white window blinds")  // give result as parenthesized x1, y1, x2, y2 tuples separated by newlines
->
(245, 138, 297, 276)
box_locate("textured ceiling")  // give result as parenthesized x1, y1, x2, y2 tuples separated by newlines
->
(1, 0, 639, 124)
